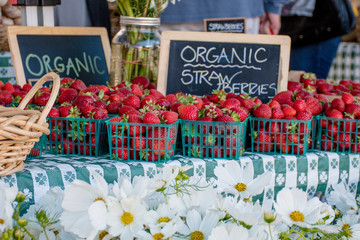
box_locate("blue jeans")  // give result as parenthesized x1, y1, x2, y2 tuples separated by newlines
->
(289, 37, 342, 79)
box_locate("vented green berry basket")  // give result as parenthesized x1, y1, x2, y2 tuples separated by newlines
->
(45, 117, 109, 156)
(249, 117, 312, 155)
(26, 135, 45, 159)
(106, 119, 179, 162)
(180, 119, 247, 159)
(315, 116, 360, 153)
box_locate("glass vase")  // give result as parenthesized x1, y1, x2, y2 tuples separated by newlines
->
(109, 16, 161, 86)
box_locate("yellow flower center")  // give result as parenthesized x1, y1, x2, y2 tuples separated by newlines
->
(190, 230, 205, 240)
(342, 224, 350, 231)
(0, 219, 4, 224)
(121, 212, 134, 225)
(235, 183, 247, 192)
(99, 231, 109, 240)
(94, 197, 105, 202)
(290, 211, 305, 222)
(158, 216, 171, 223)
(153, 233, 164, 240)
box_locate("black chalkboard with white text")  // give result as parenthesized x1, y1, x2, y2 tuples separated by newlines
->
(165, 40, 280, 102)
(204, 18, 246, 33)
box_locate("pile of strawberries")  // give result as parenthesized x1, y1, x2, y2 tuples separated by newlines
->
(288, 72, 360, 97)
(170, 90, 254, 158)
(251, 90, 320, 155)
(318, 93, 360, 153)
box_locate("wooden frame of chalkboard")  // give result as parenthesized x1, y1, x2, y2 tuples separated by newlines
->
(7, 26, 111, 86)
(204, 17, 246, 33)
(157, 31, 291, 102)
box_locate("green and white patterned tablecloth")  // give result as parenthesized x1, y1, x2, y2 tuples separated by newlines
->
(0, 51, 16, 84)
(328, 42, 360, 82)
(0, 151, 359, 208)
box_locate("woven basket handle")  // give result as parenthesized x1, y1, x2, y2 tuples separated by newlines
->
(18, 72, 60, 125)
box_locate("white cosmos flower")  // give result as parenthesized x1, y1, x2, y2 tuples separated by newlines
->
(337, 214, 360, 239)
(178, 209, 220, 240)
(214, 161, 271, 200)
(274, 188, 325, 228)
(209, 223, 249, 240)
(136, 221, 180, 240)
(226, 199, 263, 227)
(107, 198, 149, 240)
(327, 182, 358, 215)
(148, 203, 180, 228)
(151, 164, 180, 192)
(0, 186, 18, 232)
(112, 176, 152, 201)
(60, 168, 109, 239)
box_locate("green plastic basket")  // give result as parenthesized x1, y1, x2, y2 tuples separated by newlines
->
(249, 117, 312, 155)
(315, 116, 360, 153)
(180, 119, 247, 159)
(45, 117, 109, 156)
(106, 120, 179, 162)
(26, 135, 45, 159)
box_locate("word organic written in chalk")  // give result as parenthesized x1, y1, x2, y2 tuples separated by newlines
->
(17, 35, 108, 85)
(166, 40, 280, 101)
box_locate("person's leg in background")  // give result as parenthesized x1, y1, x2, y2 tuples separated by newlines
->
(289, 36, 342, 79)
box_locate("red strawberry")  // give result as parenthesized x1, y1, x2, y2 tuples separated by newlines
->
(94, 101, 107, 109)
(109, 93, 125, 103)
(117, 87, 132, 97)
(198, 116, 213, 121)
(131, 84, 143, 97)
(253, 104, 272, 119)
(342, 93, 354, 105)
(123, 95, 141, 109)
(22, 83, 32, 92)
(81, 86, 100, 95)
(305, 97, 323, 116)
(165, 94, 178, 106)
(34, 92, 50, 106)
(223, 98, 241, 110)
(178, 105, 198, 120)
(215, 114, 235, 122)
(273, 91, 294, 106)
(331, 98, 345, 112)
(149, 89, 164, 100)
(48, 108, 59, 117)
(156, 99, 171, 109)
(128, 114, 144, 136)
(239, 98, 256, 111)
(119, 105, 136, 116)
(109, 117, 124, 133)
(60, 78, 75, 87)
(313, 94, 329, 110)
(143, 112, 161, 124)
(293, 99, 307, 112)
(70, 79, 86, 92)
(0, 91, 12, 105)
(272, 108, 284, 119)
(345, 103, 360, 118)
(320, 135, 333, 151)
(161, 111, 178, 124)
(327, 124, 338, 137)
(282, 105, 297, 118)
(132, 76, 150, 89)
(60, 142, 74, 154)
(337, 133, 351, 151)
(28, 147, 40, 157)
(3, 82, 15, 93)
(131, 137, 147, 151)
(112, 148, 129, 160)
(317, 82, 334, 94)
(296, 90, 312, 100)
(296, 110, 312, 121)
(59, 105, 81, 118)
(230, 107, 248, 122)
(107, 102, 122, 114)
(73, 95, 95, 111)
(58, 88, 78, 105)
(254, 130, 273, 153)
(326, 109, 343, 119)
(287, 81, 303, 93)
(268, 100, 281, 109)
(93, 107, 108, 119)
(148, 127, 174, 156)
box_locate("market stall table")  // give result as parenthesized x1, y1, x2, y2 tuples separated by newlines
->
(1, 151, 359, 208)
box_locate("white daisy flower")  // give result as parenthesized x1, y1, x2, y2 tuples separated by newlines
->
(151, 164, 180, 192)
(136, 222, 180, 240)
(327, 182, 358, 215)
(209, 223, 249, 240)
(60, 168, 109, 239)
(107, 198, 149, 240)
(337, 214, 360, 239)
(225, 199, 263, 227)
(112, 176, 152, 201)
(148, 203, 180, 228)
(274, 188, 325, 228)
(214, 161, 271, 200)
(178, 209, 220, 240)
(0, 186, 18, 232)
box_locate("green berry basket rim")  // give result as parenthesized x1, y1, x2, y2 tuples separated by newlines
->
(180, 119, 248, 125)
(106, 119, 180, 127)
(249, 116, 312, 124)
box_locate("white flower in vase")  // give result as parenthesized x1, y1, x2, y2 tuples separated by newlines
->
(0, 186, 18, 232)
(214, 160, 272, 200)
(209, 223, 249, 240)
(274, 188, 326, 229)
(177, 209, 220, 240)
(60, 168, 109, 239)
(336, 214, 360, 239)
(327, 182, 358, 215)
(107, 197, 150, 239)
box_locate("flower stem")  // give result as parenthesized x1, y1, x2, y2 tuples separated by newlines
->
(268, 223, 274, 240)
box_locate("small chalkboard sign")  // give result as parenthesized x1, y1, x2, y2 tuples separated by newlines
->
(157, 31, 291, 102)
(204, 17, 246, 33)
(7, 26, 111, 86)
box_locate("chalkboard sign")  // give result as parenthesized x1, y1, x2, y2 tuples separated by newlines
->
(7, 26, 111, 86)
(204, 17, 246, 33)
(157, 31, 291, 102)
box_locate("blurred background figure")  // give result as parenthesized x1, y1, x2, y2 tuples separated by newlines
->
(160, 0, 290, 34)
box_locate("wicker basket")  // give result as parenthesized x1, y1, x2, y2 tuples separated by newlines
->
(0, 72, 60, 176)
(0, 24, 9, 52)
